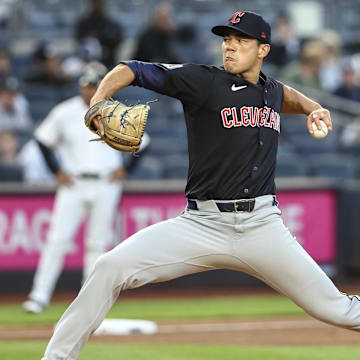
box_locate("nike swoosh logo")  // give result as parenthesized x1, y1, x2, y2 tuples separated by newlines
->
(231, 84, 247, 91)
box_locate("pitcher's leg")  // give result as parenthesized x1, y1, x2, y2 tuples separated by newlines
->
(29, 188, 84, 305)
(237, 216, 360, 331)
(42, 214, 231, 360)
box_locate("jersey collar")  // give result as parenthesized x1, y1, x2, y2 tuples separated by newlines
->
(220, 66, 269, 85)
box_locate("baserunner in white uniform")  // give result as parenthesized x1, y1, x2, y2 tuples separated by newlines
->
(23, 63, 149, 313)
(41, 11, 360, 360)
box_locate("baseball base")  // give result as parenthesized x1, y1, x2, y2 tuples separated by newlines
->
(93, 319, 158, 336)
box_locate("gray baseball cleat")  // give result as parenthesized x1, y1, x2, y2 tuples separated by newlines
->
(22, 299, 46, 314)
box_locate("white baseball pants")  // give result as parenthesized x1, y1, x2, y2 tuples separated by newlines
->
(29, 177, 122, 305)
(42, 195, 360, 360)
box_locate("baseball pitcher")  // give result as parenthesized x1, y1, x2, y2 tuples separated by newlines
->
(41, 12, 360, 360)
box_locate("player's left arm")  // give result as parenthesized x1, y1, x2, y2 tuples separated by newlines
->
(281, 84, 333, 135)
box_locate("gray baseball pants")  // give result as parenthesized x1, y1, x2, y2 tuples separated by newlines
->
(42, 195, 360, 360)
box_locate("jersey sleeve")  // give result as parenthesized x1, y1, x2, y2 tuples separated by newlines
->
(34, 105, 63, 148)
(122, 61, 214, 107)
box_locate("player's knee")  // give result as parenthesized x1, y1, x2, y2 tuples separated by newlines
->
(93, 249, 130, 276)
(328, 309, 357, 328)
(92, 250, 149, 290)
(93, 252, 117, 275)
(313, 307, 355, 328)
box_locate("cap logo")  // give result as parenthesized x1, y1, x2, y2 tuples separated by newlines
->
(231, 11, 245, 24)
(261, 32, 267, 39)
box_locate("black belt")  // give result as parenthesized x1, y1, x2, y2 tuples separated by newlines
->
(187, 199, 255, 213)
(77, 173, 100, 179)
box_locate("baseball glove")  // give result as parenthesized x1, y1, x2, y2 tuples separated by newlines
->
(84, 99, 150, 152)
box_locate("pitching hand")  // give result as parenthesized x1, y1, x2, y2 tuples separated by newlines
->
(307, 108, 332, 136)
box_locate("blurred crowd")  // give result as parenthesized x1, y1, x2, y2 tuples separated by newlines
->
(1, 0, 360, 183)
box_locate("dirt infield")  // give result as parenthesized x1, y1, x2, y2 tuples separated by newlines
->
(2, 286, 360, 346)
(1, 316, 360, 346)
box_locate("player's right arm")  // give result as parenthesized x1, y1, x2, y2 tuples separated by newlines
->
(89, 64, 136, 135)
(90, 61, 213, 133)
(90, 64, 135, 107)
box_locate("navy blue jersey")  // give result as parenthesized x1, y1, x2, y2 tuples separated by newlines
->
(123, 61, 284, 200)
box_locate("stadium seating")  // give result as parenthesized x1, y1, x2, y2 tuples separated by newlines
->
(24, 83, 77, 123)
(163, 154, 189, 179)
(276, 155, 309, 177)
(4, 0, 360, 181)
(308, 154, 359, 179)
(289, 133, 337, 155)
(128, 155, 164, 180)
(0, 163, 24, 182)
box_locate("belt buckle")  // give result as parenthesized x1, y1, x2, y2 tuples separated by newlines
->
(233, 199, 248, 213)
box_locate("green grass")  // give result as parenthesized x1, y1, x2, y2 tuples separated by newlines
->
(0, 295, 305, 325)
(1, 342, 359, 360)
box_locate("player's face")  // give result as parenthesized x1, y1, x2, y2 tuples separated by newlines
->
(222, 33, 268, 76)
